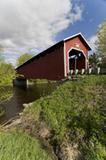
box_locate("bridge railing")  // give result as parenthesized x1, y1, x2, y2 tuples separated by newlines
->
(68, 67, 106, 79)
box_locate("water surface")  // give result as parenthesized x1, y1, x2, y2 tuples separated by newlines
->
(0, 82, 58, 124)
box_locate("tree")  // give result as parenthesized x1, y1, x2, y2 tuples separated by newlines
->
(0, 62, 14, 76)
(17, 53, 33, 66)
(96, 20, 106, 67)
(89, 53, 99, 68)
(0, 44, 4, 62)
(0, 62, 15, 85)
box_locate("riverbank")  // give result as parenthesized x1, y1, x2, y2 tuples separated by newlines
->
(0, 62, 15, 117)
(0, 75, 106, 160)
(0, 81, 59, 123)
(0, 129, 55, 160)
(0, 74, 14, 117)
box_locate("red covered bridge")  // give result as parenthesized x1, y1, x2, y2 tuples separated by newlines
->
(16, 33, 91, 81)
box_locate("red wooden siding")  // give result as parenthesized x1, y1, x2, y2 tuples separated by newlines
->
(17, 43, 64, 80)
(16, 33, 91, 81)
(65, 36, 90, 76)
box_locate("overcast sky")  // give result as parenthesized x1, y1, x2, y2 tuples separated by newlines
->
(0, 0, 106, 65)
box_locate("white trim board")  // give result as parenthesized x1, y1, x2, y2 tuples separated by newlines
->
(67, 47, 88, 72)
(64, 32, 91, 50)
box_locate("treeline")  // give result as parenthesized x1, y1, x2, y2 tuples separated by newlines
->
(0, 61, 15, 116)
(0, 62, 15, 85)
(89, 20, 106, 68)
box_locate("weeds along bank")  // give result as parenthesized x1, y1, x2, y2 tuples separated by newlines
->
(0, 75, 106, 160)
(0, 76, 17, 118)
(0, 85, 13, 117)
(0, 130, 54, 160)
(0, 79, 13, 103)
(0, 63, 15, 117)
(23, 75, 106, 160)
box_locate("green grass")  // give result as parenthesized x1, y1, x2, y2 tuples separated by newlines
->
(0, 86, 13, 103)
(0, 63, 15, 103)
(23, 75, 106, 159)
(0, 130, 53, 160)
(0, 75, 105, 159)
(0, 71, 14, 104)
(0, 86, 13, 118)
(0, 74, 14, 86)
(0, 106, 5, 117)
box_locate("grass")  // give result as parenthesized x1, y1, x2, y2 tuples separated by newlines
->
(0, 86, 13, 102)
(0, 106, 5, 117)
(0, 85, 13, 118)
(23, 75, 106, 159)
(0, 130, 53, 160)
(0, 67, 15, 117)
(0, 62, 15, 104)
(0, 75, 105, 159)
(0, 68, 15, 104)
(0, 74, 14, 86)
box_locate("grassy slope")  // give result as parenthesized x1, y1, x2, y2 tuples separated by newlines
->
(0, 76, 55, 159)
(23, 75, 106, 159)
(0, 86, 13, 102)
(0, 130, 53, 160)
(0, 76, 105, 160)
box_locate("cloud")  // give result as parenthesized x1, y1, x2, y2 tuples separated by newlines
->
(0, 0, 83, 65)
(88, 35, 98, 51)
(3, 52, 20, 66)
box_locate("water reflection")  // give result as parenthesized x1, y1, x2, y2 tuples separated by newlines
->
(0, 82, 58, 123)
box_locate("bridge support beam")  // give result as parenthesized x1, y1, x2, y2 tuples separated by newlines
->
(13, 78, 27, 87)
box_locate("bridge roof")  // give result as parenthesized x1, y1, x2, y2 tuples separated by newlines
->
(16, 33, 91, 70)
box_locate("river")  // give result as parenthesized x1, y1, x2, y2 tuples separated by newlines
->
(0, 82, 58, 124)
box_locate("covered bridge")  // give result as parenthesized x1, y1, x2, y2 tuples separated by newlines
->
(16, 33, 91, 81)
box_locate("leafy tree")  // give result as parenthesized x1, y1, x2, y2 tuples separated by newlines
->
(0, 62, 15, 84)
(0, 62, 14, 76)
(96, 20, 106, 67)
(17, 53, 33, 66)
(0, 44, 4, 62)
(89, 53, 99, 68)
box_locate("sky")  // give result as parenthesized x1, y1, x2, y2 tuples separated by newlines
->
(0, 0, 106, 65)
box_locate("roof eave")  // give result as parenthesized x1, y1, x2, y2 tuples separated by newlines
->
(64, 32, 91, 51)
(16, 40, 64, 70)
